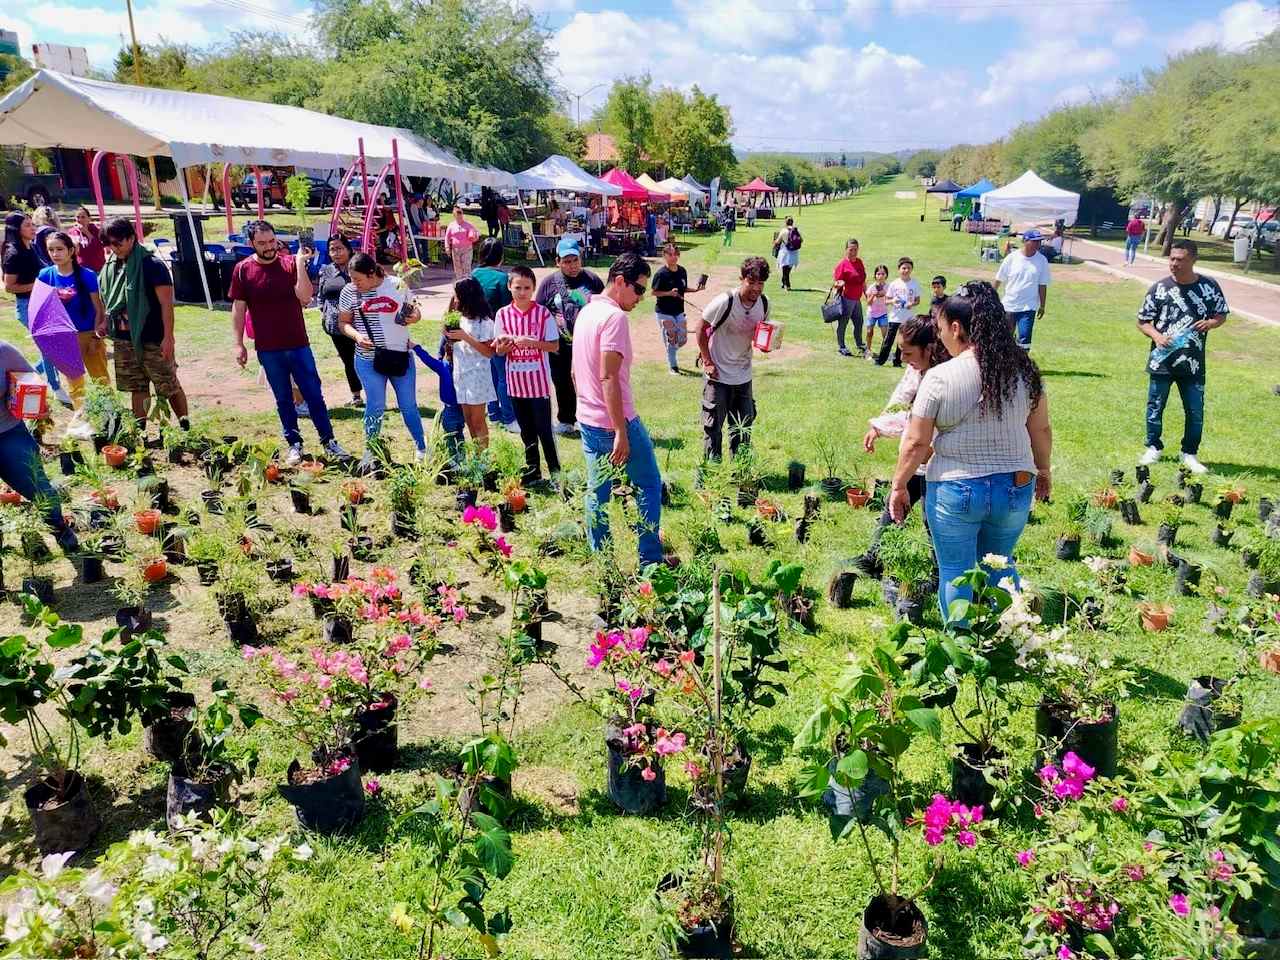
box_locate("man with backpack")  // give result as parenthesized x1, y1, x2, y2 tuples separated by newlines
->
(697, 256, 769, 461)
(773, 216, 802, 290)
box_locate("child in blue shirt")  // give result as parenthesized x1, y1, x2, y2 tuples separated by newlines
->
(413, 339, 465, 464)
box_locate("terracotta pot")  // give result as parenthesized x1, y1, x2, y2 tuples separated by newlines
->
(103, 444, 129, 467)
(1224, 489, 1244, 504)
(1139, 603, 1171, 632)
(755, 498, 779, 520)
(846, 487, 871, 508)
(1128, 547, 1153, 567)
(1258, 647, 1280, 676)
(300, 460, 325, 477)
(134, 508, 161, 535)
(143, 557, 168, 583)
(1093, 489, 1118, 509)
(0, 488, 22, 505)
(264, 462, 282, 484)
(506, 488, 527, 513)
(342, 480, 368, 504)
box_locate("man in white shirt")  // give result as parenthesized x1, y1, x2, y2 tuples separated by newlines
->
(697, 256, 769, 461)
(994, 228, 1051, 350)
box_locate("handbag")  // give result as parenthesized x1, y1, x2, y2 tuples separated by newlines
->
(358, 304, 410, 377)
(821, 286, 844, 324)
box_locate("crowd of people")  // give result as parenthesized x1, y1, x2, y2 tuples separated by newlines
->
(0, 199, 1232, 617)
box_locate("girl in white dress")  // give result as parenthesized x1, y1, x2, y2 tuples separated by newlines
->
(443, 276, 497, 448)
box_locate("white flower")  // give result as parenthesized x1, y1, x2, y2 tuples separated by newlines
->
(81, 870, 117, 907)
(983, 553, 1009, 570)
(134, 919, 169, 952)
(4, 893, 35, 943)
(135, 896, 156, 918)
(141, 852, 178, 881)
(293, 842, 313, 862)
(188, 834, 209, 862)
(40, 852, 75, 880)
(259, 837, 284, 865)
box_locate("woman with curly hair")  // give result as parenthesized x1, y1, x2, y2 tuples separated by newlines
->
(888, 281, 1052, 620)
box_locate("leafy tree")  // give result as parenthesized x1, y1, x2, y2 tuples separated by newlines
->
(1002, 103, 1112, 194)
(904, 149, 941, 180)
(646, 86, 735, 183)
(0, 53, 34, 96)
(598, 75, 655, 172)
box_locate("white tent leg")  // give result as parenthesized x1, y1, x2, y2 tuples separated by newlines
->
(175, 168, 215, 311)
(518, 193, 543, 266)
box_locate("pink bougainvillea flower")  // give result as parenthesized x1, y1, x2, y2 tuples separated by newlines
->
(653, 729, 686, 756)
(1038, 764, 1060, 784)
(1053, 778, 1085, 800)
(640, 766, 656, 781)
(654, 658, 673, 678)
(625, 626, 650, 652)
(292, 583, 310, 597)
(1061, 752, 1096, 782)
(327, 756, 351, 776)
(956, 830, 977, 848)
(1169, 893, 1190, 917)
(638, 582, 653, 596)
(1111, 796, 1129, 813)
(494, 536, 513, 558)
(1046, 911, 1066, 932)
(684, 761, 703, 779)
(278, 689, 298, 703)
(1057, 946, 1074, 960)
(1124, 864, 1145, 882)
(365, 778, 382, 796)
(418, 676, 433, 690)
(1016, 849, 1035, 867)
(679, 649, 696, 665)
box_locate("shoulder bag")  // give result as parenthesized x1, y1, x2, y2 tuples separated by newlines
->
(821, 286, 844, 324)
(357, 302, 410, 377)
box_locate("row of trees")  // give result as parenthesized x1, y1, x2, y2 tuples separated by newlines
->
(928, 31, 1279, 256)
(109, 0, 572, 172)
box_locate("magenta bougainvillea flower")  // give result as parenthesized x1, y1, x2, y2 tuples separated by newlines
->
(1169, 893, 1190, 917)
(461, 504, 498, 532)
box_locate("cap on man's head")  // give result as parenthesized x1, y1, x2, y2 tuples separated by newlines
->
(556, 238, 581, 258)
(1022, 229, 1044, 241)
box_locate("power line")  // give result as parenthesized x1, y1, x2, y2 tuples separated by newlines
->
(194, 0, 315, 30)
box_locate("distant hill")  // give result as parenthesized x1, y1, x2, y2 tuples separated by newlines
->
(738, 149, 917, 167)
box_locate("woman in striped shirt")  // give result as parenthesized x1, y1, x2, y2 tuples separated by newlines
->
(494, 264, 560, 483)
(337, 252, 424, 469)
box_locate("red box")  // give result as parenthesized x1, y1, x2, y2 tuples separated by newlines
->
(7, 371, 48, 420)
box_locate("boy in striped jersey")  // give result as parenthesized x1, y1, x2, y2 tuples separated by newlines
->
(495, 265, 561, 484)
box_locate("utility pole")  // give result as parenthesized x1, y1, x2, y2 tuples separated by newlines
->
(124, 0, 163, 212)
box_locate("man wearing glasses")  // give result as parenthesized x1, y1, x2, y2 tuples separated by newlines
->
(696, 255, 770, 461)
(98, 218, 191, 437)
(571, 252, 664, 567)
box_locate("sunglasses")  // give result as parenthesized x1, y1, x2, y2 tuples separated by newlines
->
(629, 281, 647, 296)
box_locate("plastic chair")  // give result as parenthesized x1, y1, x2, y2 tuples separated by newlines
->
(232, 245, 254, 258)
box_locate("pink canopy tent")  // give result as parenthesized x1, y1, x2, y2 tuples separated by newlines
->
(739, 177, 778, 194)
(601, 168, 669, 202)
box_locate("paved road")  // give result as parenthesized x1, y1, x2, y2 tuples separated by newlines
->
(1073, 238, 1278, 327)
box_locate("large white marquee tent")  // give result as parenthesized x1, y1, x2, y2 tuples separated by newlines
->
(979, 170, 1080, 227)
(513, 154, 621, 196)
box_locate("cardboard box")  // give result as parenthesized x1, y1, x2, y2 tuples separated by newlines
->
(6, 371, 48, 421)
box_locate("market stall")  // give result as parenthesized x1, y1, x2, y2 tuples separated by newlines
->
(952, 178, 996, 230)
(979, 170, 1080, 227)
(0, 70, 513, 306)
(513, 155, 621, 262)
(923, 178, 963, 222)
(599, 168, 667, 253)
(737, 176, 779, 221)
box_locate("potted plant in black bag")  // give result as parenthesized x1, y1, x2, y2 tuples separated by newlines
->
(167, 678, 262, 829)
(3, 504, 56, 604)
(877, 519, 934, 625)
(796, 627, 982, 959)
(813, 435, 844, 499)
(212, 558, 269, 646)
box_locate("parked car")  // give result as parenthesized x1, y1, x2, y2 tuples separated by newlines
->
(306, 175, 337, 209)
(232, 172, 286, 209)
(1210, 215, 1255, 238)
(0, 162, 64, 209)
(1256, 220, 1278, 250)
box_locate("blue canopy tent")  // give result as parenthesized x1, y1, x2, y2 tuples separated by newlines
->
(952, 178, 996, 223)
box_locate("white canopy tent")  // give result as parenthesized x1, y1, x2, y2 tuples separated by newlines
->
(979, 170, 1080, 227)
(0, 70, 517, 306)
(513, 154, 621, 195)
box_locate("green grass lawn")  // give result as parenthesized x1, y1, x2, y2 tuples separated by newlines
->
(2, 175, 1278, 959)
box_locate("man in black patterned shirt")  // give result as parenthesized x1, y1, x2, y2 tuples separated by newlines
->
(1136, 239, 1228, 475)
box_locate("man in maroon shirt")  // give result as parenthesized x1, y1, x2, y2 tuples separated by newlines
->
(229, 221, 348, 464)
(1124, 215, 1146, 265)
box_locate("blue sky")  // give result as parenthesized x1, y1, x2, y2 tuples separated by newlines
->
(6, 0, 1277, 153)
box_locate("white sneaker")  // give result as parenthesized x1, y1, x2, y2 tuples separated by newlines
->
(414, 448, 426, 463)
(1138, 446, 1160, 466)
(54, 387, 72, 407)
(295, 401, 311, 419)
(322, 437, 350, 459)
(1180, 453, 1209, 475)
(284, 442, 304, 466)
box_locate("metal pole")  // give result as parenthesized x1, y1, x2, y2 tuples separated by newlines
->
(174, 166, 214, 311)
(124, 0, 163, 213)
(517, 192, 543, 267)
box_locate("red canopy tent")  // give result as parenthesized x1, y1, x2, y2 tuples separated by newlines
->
(601, 167, 669, 202)
(740, 177, 778, 193)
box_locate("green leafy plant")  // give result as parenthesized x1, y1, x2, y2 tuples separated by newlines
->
(180, 679, 262, 786)
(877, 518, 935, 599)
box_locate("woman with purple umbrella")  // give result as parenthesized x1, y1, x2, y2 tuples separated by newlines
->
(3, 213, 69, 406)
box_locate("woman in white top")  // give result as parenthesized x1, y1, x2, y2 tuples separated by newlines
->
(337, 252, 423, 468)
(889, 281, 1053, 620)
(774, 216, 800, 290)
(443, 276, 497, 448)
(853, 313, 951, 577)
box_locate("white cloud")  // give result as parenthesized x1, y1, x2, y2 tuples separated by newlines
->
(845, 0, 878, 16)
(1168, 0, 1279, 54)
(524, 0, 576, 11)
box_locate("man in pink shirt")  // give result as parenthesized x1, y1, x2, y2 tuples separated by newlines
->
(570, 252, 664, 566)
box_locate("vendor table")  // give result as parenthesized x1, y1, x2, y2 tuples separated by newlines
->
(963, 219, 1001, 235)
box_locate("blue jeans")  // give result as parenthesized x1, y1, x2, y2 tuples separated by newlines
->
(487, 354, 515, 425)
(441, 404, 465, 465)
(925, 472, 1035, 622)
(257, 346, 334, 446)
(1145, 376, 1204, 455)
(354, 354, 425, 452)
(1124, 235, 1140, 263)
(655, 312, 687, 369)
(580, 417, 664, 566)
(1008, 309, 1036, 349)
(15, 298, 62, 393)
(0, 425, 66, 529)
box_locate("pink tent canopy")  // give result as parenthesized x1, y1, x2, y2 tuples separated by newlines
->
(739, 177, 778, 193)
(600, 168, 669, 202)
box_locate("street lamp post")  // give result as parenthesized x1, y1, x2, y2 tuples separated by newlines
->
(567, 83, 605, 129)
